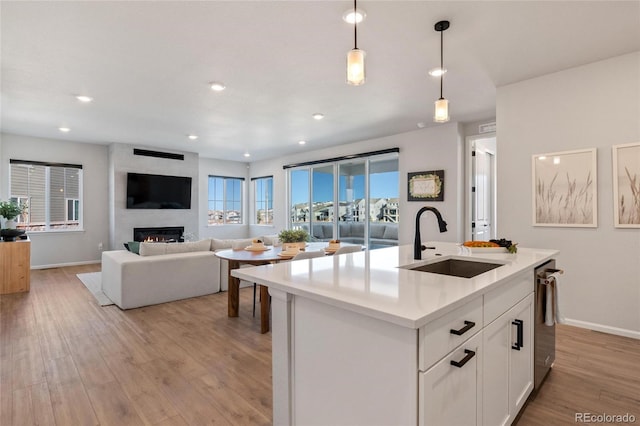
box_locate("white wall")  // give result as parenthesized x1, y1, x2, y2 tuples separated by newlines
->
(198, 157, 251, 240)
(1, 133, 110, 268)
(108, 143, 199, 251)
(497, 52, 640, 337)
(249, 122, 465, 245)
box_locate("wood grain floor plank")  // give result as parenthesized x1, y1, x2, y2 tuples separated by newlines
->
(102, 353, 179, 425)
(49, 380, 99, 426)
(139, 358, 233, 426)
(11, 335, 46, 390)
(66, 333, 117, 388)
(11, 382, 56, 426)
(44, 355, 80, 386)
(85, 380, 145, 426)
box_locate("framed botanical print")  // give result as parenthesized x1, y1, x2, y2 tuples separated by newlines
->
(532, 148, 597, 227)
(613, 142, 640, 228)
(408, 170, 444, 201)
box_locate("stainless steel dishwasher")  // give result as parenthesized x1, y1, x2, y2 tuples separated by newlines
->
(534, 259, 562, 390)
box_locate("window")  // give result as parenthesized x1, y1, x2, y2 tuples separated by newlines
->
(9, 160, 83, 231)
(286, 150, 399, 249)
(253, 176, 273, 225)
(208, 176, 244, 225)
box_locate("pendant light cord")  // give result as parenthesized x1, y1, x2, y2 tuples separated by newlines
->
(354, 0, 358, 49)
(439, 28, 444, 99)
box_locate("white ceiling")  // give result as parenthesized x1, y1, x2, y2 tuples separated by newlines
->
(1, 1, 639, 162)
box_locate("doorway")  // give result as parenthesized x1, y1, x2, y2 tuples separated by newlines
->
(465, 134, 497, 241)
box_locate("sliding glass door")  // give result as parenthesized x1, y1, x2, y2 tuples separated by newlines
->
(288, 152, 398, 249)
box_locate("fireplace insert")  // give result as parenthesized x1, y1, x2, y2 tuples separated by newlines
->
(133, 226, 184, 242)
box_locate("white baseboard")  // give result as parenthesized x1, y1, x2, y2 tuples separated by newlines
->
(563, 318, 640, 340)
(31, 260, 101, 270)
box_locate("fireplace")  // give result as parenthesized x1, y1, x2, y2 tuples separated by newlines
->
(133, 226, 184, 242)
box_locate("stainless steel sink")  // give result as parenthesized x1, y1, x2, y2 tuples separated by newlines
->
(402, 258, 503, 278)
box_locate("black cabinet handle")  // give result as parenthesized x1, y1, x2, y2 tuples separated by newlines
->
(450, 349, 476, 368)
(450, 320, 475, 336)
(512, 319, 523, 350)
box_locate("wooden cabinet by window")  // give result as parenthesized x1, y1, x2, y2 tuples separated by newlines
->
(0, 239, 30, 294)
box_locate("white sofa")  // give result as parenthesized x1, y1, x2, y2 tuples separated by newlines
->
(102, 249, 219, 309)
(101, 235, 276, 309)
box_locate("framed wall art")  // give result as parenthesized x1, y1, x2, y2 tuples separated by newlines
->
(613, 142, 640, 228)
(532, 148, 597, 227)
(408, 170, 444, 201)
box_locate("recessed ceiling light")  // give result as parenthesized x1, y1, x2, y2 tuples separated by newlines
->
(298, 140, 307, 145)
(75, 95, 93, 103)
(428, 68, 447, 77)
(312, 113, 324, 120)
(417, 122, 426, 129)
(210, 82, 226, 92)
(342, 8, 366, 24)
(58, 127, 71, 132)
(187, 134, 198, 140)
(243, 153, 250, 158)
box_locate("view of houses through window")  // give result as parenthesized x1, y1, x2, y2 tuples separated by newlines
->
(207, 176, 243, 225)
(9, 160, 83, 231)
(288, 153, 399, 249)
(253, 176, 273, 225)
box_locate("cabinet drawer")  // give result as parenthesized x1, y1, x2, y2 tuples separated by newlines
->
(419, 331, 482, 426)
(484, 270, 533, 325)
(419, 296, 482, 371)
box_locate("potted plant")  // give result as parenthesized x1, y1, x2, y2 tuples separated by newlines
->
(277, 228, 309, 250)
(0, 200, 25, 229)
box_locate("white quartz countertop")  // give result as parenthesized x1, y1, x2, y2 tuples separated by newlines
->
(232, 242, 559, 329)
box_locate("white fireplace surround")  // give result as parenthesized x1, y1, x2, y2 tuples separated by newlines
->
(108, 143, 199, 251)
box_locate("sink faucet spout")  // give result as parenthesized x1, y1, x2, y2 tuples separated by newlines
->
(414, 206, 448, 260)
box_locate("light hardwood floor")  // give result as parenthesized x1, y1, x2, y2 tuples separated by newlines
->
(1, 264, 638, 425)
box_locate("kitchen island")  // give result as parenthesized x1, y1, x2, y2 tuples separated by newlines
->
(232, 242, 559, 426)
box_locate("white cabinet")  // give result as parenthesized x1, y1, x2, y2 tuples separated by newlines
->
(483, 293, 534, 426)
(420, 332, 482, 426)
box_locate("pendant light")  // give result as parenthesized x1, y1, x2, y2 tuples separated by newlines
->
(346, 0, 365, 85)
(433, 20, 450, 123)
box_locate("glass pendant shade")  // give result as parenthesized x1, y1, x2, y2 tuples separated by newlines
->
(347, 48, 366, 85)
(434, 98, 450, 123)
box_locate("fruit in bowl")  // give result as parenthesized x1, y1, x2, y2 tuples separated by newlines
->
(463, 241, 500, 248)
(328, 239, 341, 250)
(251, 238, 265, 248)
(462, 239, 517, 253)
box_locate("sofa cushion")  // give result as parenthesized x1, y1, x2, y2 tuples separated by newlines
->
(139, 242, 168, 256)
(382, 224, 398, 240)
(338, 222, 350, 237)
(231, 238, 254, 250)
(260, 234, 280, 246)
(351, 222, 365, 238)
(165, 239, 211, 254)
(370, 223, 386, 239)
(211, 238, 233, 250)
(311, 225, 325, 240)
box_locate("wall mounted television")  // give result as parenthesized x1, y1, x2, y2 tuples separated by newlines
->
(126, 173, 192, 209)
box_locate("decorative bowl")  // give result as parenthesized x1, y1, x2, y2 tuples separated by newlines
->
(1, 229, 26, 241)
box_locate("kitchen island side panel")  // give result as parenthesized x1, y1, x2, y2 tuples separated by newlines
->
(291, 295, 418, 426)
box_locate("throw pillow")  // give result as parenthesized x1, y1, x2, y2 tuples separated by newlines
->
(128, 241, 141, 254)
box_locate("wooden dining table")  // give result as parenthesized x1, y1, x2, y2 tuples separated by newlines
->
(215, 242, 347, 333)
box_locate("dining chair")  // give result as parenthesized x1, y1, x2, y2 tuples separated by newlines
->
(332, 245, 363, 255)
(252, 250, 326, 316)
